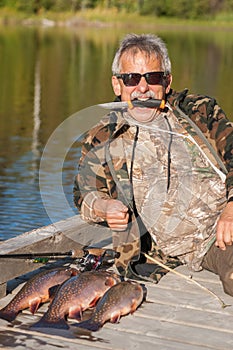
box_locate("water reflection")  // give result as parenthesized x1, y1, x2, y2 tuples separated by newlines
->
(0, 25, 232, 240)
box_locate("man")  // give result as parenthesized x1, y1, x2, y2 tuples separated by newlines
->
(74, 34, 233, 295)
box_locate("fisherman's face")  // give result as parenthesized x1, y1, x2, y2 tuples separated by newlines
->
(112, 50, 172, 123)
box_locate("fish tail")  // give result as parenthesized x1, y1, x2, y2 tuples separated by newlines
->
(0, 309, 17, 322)
(31, 315, 69, 330)
(76, 319, 102, 332)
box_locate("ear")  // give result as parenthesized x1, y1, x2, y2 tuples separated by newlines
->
(112, 76, 122, 96)
(165, 74, 172, 94)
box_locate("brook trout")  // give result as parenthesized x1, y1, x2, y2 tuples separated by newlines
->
(0, 267, 78, 322)
(76, 280, 146, 332)
(31, 270, 121, 330)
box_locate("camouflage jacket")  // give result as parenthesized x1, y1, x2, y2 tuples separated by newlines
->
(73, 89, 233, 274)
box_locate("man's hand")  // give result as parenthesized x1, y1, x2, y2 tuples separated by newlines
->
(215, 201, 233, 250)
(93, 198, 129, 231)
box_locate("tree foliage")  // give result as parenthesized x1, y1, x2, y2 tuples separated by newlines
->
(139, 0, 231, 18)
(0, 0, 232, 18)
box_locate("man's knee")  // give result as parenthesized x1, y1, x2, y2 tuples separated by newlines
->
(202, 244, 233, 297)
(220, 270, 233, 297)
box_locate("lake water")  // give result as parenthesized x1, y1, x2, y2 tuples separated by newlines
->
(0, 24, 233, 240)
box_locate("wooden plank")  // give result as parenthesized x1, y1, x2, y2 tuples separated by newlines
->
(53, 215, 112, 248)
(0, 322, 218, 350)
(0, 301, 231, 350)
(0, 285, 6, 300)
(147, 266, 232, 309)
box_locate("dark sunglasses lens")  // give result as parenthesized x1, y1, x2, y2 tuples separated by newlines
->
(146, 72, 164, 85)
(120, 72, 165, 86)
(123, 73, 141, 86)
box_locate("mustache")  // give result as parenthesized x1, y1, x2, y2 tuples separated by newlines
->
(131, 91, 156, 100)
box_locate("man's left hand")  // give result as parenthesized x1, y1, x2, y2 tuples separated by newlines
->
(216, 201, 233, 250)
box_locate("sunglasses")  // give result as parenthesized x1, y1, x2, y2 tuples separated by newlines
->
(115, 71, 166, 87)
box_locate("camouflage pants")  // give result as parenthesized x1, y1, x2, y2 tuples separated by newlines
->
(202, 244, 233, 297)
(125, 240, 182, 283)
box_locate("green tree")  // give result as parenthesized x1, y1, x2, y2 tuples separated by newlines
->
(1, 0, 233, 17)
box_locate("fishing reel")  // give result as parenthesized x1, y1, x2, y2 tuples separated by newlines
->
(76, 249, 120, 272)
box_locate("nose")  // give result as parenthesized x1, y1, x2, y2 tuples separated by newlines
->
(137, 76, 149, 93)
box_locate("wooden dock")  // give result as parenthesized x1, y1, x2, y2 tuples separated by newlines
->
(1, 216, 233, 349)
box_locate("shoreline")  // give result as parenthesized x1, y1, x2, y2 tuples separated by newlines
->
(0, 8, 233, 30)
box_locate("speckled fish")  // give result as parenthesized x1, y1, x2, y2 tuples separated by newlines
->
(31, 270, 121, 330)
(0, 267, 78, 322)
(75, 280, 146, 332)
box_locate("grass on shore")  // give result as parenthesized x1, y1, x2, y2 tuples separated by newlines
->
(0, 7, 233, 28)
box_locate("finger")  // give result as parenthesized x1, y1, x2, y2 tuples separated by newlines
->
(223, 231, 232, 246)
(108, 224, 129, 231)
(215, 239, 226, 250)
(215, 232, 226, 249)
(107, 213, 129, 230)
(119, 205, 129, 212)
(107, 202, 128, 214)
(108, 219, 129, 230)
(106, 211, 129, 221)
(107, 213, 129, 224)
(215, 222, 226, 250)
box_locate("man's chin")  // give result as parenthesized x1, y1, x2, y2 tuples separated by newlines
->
(129, 107, 158, 123)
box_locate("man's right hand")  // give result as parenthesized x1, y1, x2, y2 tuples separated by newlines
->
(93, 198, 129, 231)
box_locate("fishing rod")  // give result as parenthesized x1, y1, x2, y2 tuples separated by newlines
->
(0, 248, 120, 271)
(98, 98, 166, 110)
(0, 248, 119, 261)
(0, 251, 75, 260)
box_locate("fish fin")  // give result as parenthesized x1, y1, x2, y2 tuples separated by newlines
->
(0, 309, 17, 322)
(69, 306, 82, 321)
(48, 285, 60, 300)
(70, 268, 80, 276)
(31, 316, 69, 330)
(105, 277, 116, 287)
(130, 299, 138, 313)
(110, 312, 121, 324)
(89, 296, 99, 308)
(29, 298, 41, 314)
(76, 319, 101, 332)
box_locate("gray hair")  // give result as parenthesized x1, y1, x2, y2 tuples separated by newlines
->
(112, 33, 171, 75)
